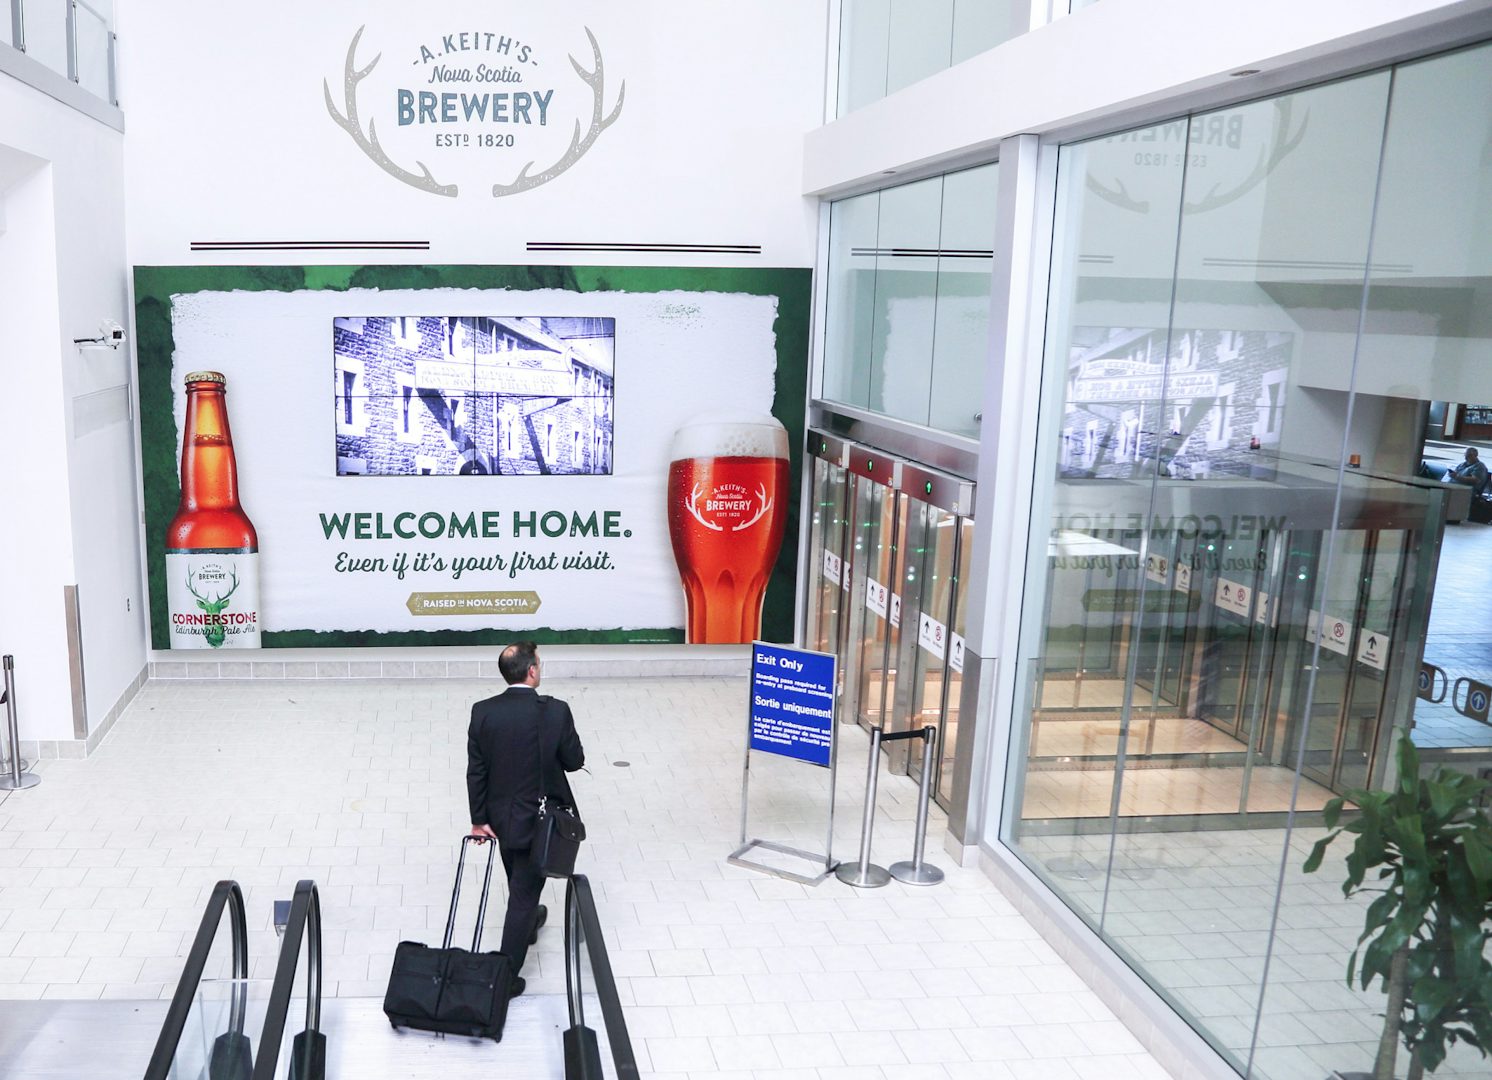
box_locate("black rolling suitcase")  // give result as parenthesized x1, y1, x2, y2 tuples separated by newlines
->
(383, 836, 515, 1041)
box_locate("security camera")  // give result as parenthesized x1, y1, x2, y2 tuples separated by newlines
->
(75, 319, 127, 350)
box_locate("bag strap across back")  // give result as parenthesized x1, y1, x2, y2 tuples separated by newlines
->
(534, 694, 551, 813)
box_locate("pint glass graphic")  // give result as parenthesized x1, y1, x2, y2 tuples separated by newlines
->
(666, 414, 789, 644)
(165, 371, 262, 649)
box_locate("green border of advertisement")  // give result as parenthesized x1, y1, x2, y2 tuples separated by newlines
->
(133, 265, 810, 650)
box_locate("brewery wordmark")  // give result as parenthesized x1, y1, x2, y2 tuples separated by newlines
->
(397, 90, 553, 126)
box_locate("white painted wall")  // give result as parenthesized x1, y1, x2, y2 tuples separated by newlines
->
(113, 1, 830, 665)
(0, 69, 141, 743)
(119, 1, 829, 267)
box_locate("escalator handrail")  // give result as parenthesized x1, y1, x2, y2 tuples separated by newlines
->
(250, 879, 322, 1080)
(564, 873, 639, 1079)
(143, 879, 249, 1080)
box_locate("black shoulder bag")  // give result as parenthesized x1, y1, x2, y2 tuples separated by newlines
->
(534, 696, 585, 877)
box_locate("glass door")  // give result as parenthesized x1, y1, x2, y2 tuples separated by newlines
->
(888, 498, 945, 776)
(807, 455, 853, 665)
(853, 478, 904, 731)
(1294, 530, 1370, 789)
(1334, 530, 1405, 791)
(937, 517, 973, 806)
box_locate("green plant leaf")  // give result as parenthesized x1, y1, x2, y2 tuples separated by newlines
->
(1418, 1031, 1449, 1072)
(1397, 735, 1421, 793)
(1463, 831, 1492, 888)
(1412, 975, 1457, 1026)
(1304, 833, 1338, 874)
(1360, 891, 1400, 940)
(1448, 908, 1485, 976)
(1323, 797, 1345, 829)
(1427, 779, 1457, 822)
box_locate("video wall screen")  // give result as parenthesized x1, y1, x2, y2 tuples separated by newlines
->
(333, 315, 616, 478)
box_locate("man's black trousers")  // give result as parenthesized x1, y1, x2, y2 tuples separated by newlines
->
(498, 845, 545, 973)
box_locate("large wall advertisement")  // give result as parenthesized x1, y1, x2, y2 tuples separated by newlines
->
(135, 265, 810, 650)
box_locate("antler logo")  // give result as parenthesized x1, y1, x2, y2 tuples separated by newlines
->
(1087, 99, 1308, 215)
(685, 482, 773, 533)
(324, 24, 625, 199)
(185, 566, 240, 649)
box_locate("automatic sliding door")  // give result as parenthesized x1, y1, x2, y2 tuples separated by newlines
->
(854, 481, 903, 730)
(894, 501, 951, 778)
(807, 455, 852, 661)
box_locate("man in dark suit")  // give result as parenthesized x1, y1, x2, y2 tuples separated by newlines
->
(467, 641, 584, 995)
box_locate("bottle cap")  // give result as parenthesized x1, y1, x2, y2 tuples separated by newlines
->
(184, 371, 227, 385)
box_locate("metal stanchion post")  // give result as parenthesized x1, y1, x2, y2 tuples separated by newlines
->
(835, 727, 890, 888)
(890, 725, 943, 886)
(0, 655, 41, 791)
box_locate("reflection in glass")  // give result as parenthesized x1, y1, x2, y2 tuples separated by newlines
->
(868, 178, 942, 425)
(930, 164, 999, 437)
(823, 193, 881, 407)
(1001, 44, 1492, 1080)
(939, 517, 973, 805)
(854, 485, 905, 730)
(821, 165, 995, 437)
(836, 0, 891, 116)
(808, 458, 853, 674)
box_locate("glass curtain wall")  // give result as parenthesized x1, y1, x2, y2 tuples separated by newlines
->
(821, 162, 999, 438)
(999, 42, 1492, 1080)
(835, 0, 1026, 116)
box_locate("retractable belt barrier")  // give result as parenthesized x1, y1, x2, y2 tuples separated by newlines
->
(0, 655, 41, 792)
(836, 725, 943, 889)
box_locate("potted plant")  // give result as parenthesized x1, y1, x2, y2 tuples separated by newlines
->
(1304, 735, 1492, 1079)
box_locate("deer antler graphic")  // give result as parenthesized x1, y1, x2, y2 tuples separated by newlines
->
(685, 484, 723, 532)
(491, 27, 625, 198)
(1085, 99, 1308, 217)
(185, 568, 241, 648)
(324, 26, 458, 198)
(185, 567, 239, 610)
(1184, 99, 1308, 215)
(733, 485, 773, 532)
(1085, 173, 1149, 214)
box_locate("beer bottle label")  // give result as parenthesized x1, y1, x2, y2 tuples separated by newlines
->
(165, 550, 262, 649)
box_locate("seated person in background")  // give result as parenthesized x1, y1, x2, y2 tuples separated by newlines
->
(1420, 447, 1491, 495)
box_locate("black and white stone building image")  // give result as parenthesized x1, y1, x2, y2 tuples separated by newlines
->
(333, 315, 615, 476)
(1059, 326, 1291, 481)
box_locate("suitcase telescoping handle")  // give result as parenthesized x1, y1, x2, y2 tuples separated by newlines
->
(443, 835, 498, 952)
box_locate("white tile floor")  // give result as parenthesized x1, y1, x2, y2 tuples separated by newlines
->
(0, 676, 1170, 1080)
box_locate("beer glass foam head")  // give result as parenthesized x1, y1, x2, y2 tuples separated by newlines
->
(670, 413, 788, 462)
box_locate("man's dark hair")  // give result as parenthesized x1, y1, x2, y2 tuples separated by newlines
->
(1469, 448, 1480, 460)
(499, 641, 540, 685)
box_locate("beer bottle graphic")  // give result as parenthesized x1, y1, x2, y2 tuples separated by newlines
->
(165, 372, 262, 649)
(666, 413, 789, 643)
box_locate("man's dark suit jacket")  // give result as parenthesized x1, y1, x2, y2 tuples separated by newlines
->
(466, 685, 584, 850)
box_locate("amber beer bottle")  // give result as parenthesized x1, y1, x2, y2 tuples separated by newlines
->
(666, 414, 789, 644)
(165, 372, 261, 649)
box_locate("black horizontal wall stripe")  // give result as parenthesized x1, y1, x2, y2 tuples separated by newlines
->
(189, 241, 431, 251)
(526, 242, 761, 253)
